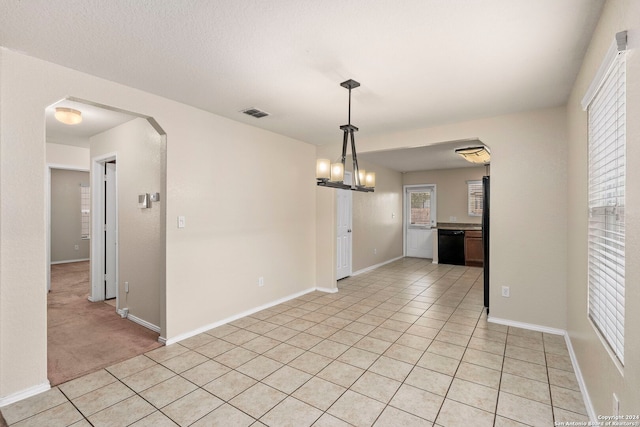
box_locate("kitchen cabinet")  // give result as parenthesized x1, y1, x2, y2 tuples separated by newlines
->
(464, 230, 483, 267)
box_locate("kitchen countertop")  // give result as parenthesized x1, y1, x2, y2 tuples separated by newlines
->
(436, 222, 482, 231)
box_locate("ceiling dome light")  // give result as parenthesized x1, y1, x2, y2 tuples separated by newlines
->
(455, 146, 490, 164)
(54, 107, 82, 125)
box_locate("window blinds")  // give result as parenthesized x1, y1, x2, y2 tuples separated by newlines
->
(586, 40, 626, 365)
(80, 185, 90, 239)
(467, 180, 483, 217)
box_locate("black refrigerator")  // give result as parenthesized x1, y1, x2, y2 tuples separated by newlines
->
(483, 176, 490, 314)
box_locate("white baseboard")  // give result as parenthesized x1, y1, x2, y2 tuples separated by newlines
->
(316, 287, 338, 294)
(50, 258, 89, 265)
(351, 256, 404, 277)
(164, 286, 316, 346)
(117, 307, 160, 334)
(0, 382, 50, 408)
(127, 313, 161, 334)
(488, 316, 565, 336)
(488, 316, 595, 420)
(564, 332, 596, 422)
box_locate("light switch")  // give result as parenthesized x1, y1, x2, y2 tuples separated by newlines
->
(178, 216, 186, 228)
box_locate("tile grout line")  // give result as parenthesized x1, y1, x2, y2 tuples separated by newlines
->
(7, 260, 586, 426)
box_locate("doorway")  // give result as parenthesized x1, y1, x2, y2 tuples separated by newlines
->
(46, 167, 90, 291)
(404, 184, 436, 258)
(45, 98, 167, 385)
(336, 171, 353, 280)
(90, 158, 118, 302)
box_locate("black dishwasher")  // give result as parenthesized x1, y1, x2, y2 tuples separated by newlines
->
(438, 229, 465, 265)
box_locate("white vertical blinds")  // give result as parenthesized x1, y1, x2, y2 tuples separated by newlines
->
(467, 180, 483, 217)
(80, 185, 90, 239)
(586, 42, 626, 365)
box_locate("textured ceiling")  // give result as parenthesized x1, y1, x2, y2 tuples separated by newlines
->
(1, 0, 604, 153)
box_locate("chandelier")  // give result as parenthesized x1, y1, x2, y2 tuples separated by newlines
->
(316, 79, 375, 192)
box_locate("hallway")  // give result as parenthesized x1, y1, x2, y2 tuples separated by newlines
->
(48, 261, 162, 386)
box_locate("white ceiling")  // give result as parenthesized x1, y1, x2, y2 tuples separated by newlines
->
(1, 0, 604, 168)
(46, 99, 137, 147)
(359, 139, 488, 173)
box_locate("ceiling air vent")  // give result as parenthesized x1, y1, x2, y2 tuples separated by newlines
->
(241, 108, 269, 118)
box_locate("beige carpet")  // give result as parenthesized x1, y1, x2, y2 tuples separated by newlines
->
(48, 261, 162, 386)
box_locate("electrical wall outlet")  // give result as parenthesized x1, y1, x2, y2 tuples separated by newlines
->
(177, 216, 186, 228)
(374, 248, 377, 254)
(74, 244, 79, 250)
(501, 286, 510, 297)
(258, 277, 264, 287)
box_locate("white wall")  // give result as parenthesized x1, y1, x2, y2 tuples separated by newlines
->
(46, 143, 90, 169)
(346, 106, 569, 329)
(90, 118, 164, 328)
(0, 48, 316, 402)
(566, 0, 640, 416)
(351, 159, 403, 272)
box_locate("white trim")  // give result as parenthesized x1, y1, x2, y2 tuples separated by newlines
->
(47, 163, 90, 172)
(0, 382, 50, 408)
(127, 314, 161, 334)
(316, 287, 339, 294)
(50, 258, 90, 265)
(351, 256, 404, 277)
(488, 316, 595, 420)
(116, 307, 159, 333)
(158, 336, 167, 345)
(487, 316, 565, 336)
(564, 332, 597, 423)
(163, 287, 316, 345)
(581, 31, 628, 110)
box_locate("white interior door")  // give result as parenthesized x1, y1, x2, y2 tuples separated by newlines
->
(405, 185, 436, 258)
(105, 162, 117, 300)
(336, 172, 352, 280)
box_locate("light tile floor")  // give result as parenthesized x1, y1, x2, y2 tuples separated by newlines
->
(1, 258, 589, 426)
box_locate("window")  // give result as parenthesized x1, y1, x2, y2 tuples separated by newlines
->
(81, 185, 90, 239)
(405, 185, 436, 228)
(410, 191, 431, 226)
(467, 180, 483, 216)
(583, 32, 626, 364)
